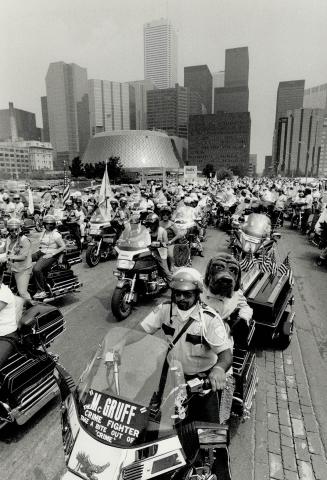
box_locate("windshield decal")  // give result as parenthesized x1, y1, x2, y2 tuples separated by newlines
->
(80, 389, 148, 447)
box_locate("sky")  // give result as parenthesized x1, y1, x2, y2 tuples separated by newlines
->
(1, 0, 327, 172)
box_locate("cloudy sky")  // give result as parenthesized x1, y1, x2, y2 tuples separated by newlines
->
(1, 0, 327, 171)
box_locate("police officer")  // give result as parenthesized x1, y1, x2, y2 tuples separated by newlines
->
(116, 267, 233, 479)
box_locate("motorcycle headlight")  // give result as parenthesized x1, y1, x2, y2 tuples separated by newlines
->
(117, 259, 135, 270)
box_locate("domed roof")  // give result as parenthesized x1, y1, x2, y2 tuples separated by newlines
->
(82, 130, 181, 169)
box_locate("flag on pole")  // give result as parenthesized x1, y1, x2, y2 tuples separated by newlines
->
(63, 166, 70, 205)
(277, 254, 294, 285)
(27, 188, 34, 215)
(98, 161, 113, 220)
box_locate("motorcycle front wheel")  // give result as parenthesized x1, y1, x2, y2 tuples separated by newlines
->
(86, 245, 100, 267)
(111, 284, 133, 321)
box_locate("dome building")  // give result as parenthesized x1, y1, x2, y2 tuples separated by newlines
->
(81, 130, 183, 173)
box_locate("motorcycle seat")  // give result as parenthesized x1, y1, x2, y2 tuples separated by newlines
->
(18, 304, 58, 329)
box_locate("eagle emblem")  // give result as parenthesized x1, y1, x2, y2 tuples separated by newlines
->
(75, 452, 110, 480)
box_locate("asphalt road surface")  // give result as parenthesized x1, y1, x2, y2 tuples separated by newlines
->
(0, 224, 326, 480)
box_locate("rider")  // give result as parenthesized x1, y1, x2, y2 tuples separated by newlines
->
(116, 267, 233, 480)
(5, 218, 33, 302)
(32, 215, 66, 300)
(1, 194, 15, 216)
(145, 212, 172, 283)
(63, 200, 82, 251)
(12, 194, 25, 217)
(159, 206, 183, 270)
(0, 260, 18, 369)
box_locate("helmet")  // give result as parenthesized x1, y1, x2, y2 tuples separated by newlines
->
(2, 193, 9, 201)
(145, 213, 159, 227)
(170, 268, 203, 292)
(13, 194, 20, 200)
(65, 199, 73, 206)
(130, 213, 141, 224)
(76, 198, 83, 204)
(160, 205, 171, 215)
(184, 196, 193, 205)
(43, 215, 56, 228)
(7, 218, 22, 230)
(110, 198, 119, 206)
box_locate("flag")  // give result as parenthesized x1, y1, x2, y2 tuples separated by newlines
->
(98, 161, 112, 220)
(278, 254, 294, 285)
(63, 168, 70, 205)
(27, 188, 34, 215)
(258, 249, 278, 275)
(240, 255, 255, 271)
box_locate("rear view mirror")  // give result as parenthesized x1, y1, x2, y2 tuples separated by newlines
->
(272, 232, 281, 239)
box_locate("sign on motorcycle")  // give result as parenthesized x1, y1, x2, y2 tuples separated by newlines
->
(81, 390, 149, 447)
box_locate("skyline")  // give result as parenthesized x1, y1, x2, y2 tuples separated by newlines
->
(1, 0, 327, 172)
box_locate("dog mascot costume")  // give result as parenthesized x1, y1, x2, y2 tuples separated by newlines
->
(203, 253, 253, 347)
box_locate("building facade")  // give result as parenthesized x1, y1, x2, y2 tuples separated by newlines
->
(45, 62, 90, 169)
(214, 47, 249, 113)
(0, 102, 40, 142)
(188, 112, 251, 174)
(248, 154, 257, 177)
(88, 79, 130, 136)
(147, 85, 189, 138)
(41, 96, 50, 142)
(144, 18, 178, 89)
(128, 79, 156, 130)
(184, 65, 212, 114)
(275, 108, 324, 177)
(0, 140, 53, 176)
(304, 84, 327, 177)
(264, 155, 273, 176)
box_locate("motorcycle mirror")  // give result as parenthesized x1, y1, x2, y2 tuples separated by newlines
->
(272, 232, 281, 240)
(151, 241, 161, 248)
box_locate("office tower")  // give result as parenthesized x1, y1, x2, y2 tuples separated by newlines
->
(213, 71, 225, 89)
(264, 155, 273, 176)
(275, 108, 324, 176)
(304, 84, 327, 177)
(188, 112, 251, 175)
(189, 90, 206, 115)
(214, 47, 249, 113)
(0, 140, 53, 176)
(272, 80, 305, 169)
(249, 154, 257, 177)
(147, 85, 189, 138)
(41, 96, 50, 142)
(128, 79, 156, 130)
(0, 102, 40, 141)
(88, 79, 130, 136)
(144, 18, 178, 89)
(184, 65, 212, 114)
(45, 61, 90, 169)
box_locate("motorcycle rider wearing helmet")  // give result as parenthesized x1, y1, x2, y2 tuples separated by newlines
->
(117, 197, 130, 225)
(5, 218, 33, 302)
(145, 212, 172, 283)
(32, 215, 66, 299)
(159, 206, 183, 270)
(63, 199, 82, 251)
(116, 267, 233, 480)
(12, 194, 25, 217)
(1, 193, 15, 216)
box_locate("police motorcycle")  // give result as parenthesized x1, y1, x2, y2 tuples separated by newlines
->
(57, 325, 235, 480)
(173, 209, 203, 258)
(0, 300, 65, 430)
(85, 207, 119, 267)
(111, 219, 168, 320)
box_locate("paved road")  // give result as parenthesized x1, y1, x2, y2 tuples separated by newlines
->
(0, 225, 326, 480)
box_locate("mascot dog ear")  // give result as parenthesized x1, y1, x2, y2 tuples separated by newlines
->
(204, 259, 213, 288)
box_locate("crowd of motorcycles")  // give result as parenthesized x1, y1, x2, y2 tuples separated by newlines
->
(0, 178, 325, 480)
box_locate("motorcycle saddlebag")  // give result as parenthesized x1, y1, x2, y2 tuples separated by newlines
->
(19, 304, 65, 346)
(246, 272, 292, 327)
(0, 351, 54, 404)
(63, 245, 82, 265)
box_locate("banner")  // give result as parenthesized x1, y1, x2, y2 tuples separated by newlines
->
(27, 188, 34, 215)
(98, 162, 113, 220)
(184, 165, 197, 184)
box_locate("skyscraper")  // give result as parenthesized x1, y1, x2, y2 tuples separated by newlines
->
(304, 84, 327, 177)
(41, 96, 50, 142)
(212, 71, 225, 89)
(0, 102, 40, 141)
(184, 65, 212, 114)
(214, 47, 249, 113)
(45, 61, 90, 169)
(272, 80, 305, 169)
(144, 18, 178, 89)
(147, 85, 188, 138)
(128, 79, 156, 130)
(88, 79, 130, 135)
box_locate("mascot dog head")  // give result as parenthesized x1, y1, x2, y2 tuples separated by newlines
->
(204, 253, 241, 298)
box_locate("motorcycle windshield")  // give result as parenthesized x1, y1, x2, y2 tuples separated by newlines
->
(242, 213, 271, 239)
(174, 207, 194, 225)
(76, 326, 186, 448)
(90, 207, 111, 224)
(116, 223, 151, 251)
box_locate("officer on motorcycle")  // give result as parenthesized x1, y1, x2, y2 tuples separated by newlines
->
(116, 267, 233, 479)
(144, 213, 172, 283)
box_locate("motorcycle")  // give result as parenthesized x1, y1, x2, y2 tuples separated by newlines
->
(290, 202, 305, 230)
(0, 302, 65, 429)
(216, 204, 237, 231)
(111, 223, 168, 320)
(85, 209, 119, 267)
(174, 213, 203, 258)
(57, 325, 246, 480)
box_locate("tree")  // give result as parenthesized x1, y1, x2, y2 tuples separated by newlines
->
(84, 163, 95, 179)
(202, 163, 215, 178)
(216, 168, 234, 180)
(107, 156, 125, 183)
(69, 156, 84, 178)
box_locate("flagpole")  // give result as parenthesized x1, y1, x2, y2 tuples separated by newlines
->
(105, 159, 108, 210)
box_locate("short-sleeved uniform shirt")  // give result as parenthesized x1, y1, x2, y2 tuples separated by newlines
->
(0, 284, 17, 336)
(141, 302, 230, 375)
(39, 229, 63, 255)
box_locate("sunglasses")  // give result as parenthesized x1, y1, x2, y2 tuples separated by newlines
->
(174, 291, 195, 299)
(8, 228, 20, 233)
